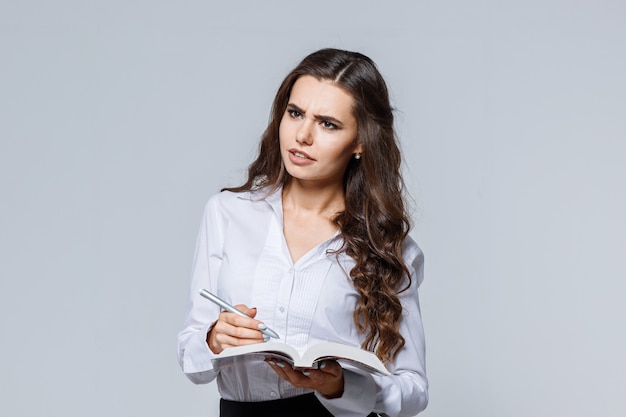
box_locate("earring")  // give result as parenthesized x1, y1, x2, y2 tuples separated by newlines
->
(354, 153, 361, 160)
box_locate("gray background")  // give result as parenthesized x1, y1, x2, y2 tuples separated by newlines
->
(1, 1, 625, 416)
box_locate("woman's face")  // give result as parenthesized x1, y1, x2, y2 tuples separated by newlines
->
(279, 75, 361, 188)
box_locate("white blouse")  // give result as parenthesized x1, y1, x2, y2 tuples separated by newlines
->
(177, 187, 428, 417)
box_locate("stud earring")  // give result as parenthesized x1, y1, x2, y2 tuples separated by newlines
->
(354, 153, 361, 160)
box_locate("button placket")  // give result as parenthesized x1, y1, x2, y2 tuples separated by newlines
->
(273, 267, 294, 345)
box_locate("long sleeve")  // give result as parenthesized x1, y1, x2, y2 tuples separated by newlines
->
(317, 239, 428, 416)
(177, 196, 225, 384)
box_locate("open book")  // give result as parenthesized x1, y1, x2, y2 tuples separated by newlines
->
(211, 341, 390, 376)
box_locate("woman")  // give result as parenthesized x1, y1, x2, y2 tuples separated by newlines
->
(177, 48, 428, 417)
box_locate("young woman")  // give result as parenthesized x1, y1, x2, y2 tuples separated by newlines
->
(177, 48, 428, 417)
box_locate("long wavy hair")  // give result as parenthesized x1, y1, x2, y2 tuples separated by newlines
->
(224, 48, 412, 363)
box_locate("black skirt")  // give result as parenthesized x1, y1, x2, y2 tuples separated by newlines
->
(220, 393, 378, 417)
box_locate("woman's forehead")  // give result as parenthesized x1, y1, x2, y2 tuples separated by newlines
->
(288, 75, 355, 118)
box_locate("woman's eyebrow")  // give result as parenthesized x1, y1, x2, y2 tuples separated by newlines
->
(286, 103, 345, 126)
(286, 103, 304, 114)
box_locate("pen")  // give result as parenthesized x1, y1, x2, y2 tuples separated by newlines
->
(199, 289, 280, 339)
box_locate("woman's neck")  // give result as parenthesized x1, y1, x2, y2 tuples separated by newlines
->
(282, 180, 345, 219)
(281, 180, 345, 263)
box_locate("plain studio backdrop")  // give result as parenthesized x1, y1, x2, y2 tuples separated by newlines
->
(1, 1, 624, 416)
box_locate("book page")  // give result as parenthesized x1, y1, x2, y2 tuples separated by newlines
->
(214, 342, 301, 361)
(301, 342, 390, 375)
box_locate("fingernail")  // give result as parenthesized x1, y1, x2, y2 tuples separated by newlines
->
(276, 362, 285, 368)
(263, 335, 270, 342)
(257, 323, 267, 330)
(302, 371, 310, 376)
(319, 361, 327, 369)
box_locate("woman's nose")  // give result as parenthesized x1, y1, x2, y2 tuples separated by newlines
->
(295, 122, 313, 145)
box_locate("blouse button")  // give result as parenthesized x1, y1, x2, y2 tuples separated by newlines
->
(279, 306, 285, 313)
(270, 391, 277, 398)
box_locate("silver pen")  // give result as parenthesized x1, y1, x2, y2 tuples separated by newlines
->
(199, 289, 280, 339)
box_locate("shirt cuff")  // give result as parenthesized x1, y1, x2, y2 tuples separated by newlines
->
(181, 322, 220, 382)
(316, 369, 376, 416)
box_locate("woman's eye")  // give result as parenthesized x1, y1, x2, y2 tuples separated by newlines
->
(321, 120, 338, 130)
(287, 109, 302, 118)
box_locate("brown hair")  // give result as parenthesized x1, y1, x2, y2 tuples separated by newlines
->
(225, 48, 411, 363)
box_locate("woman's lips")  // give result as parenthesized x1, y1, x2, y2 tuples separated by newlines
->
(288, 148, 315, 164)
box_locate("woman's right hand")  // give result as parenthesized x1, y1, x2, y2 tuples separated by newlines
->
(206, 304, 267, 354)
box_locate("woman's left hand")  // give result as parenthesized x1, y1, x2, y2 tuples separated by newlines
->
(266, 359, 344, 399)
